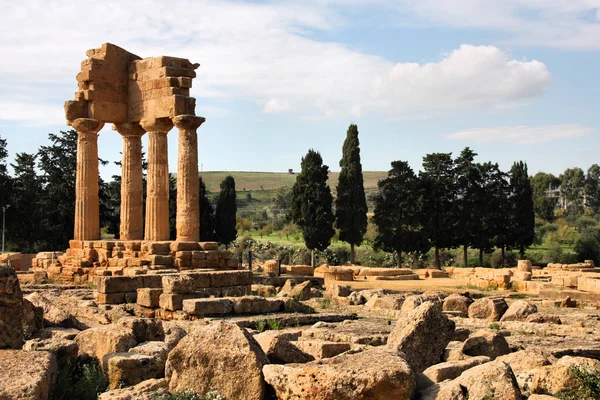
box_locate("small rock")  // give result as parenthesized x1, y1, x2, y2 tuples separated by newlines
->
(98, 378, 169, 400)
(443, 293, 473, 317)
(500, 300, 538, 322)
(468, 297, 509, 321)
(461, 329, 511, 359)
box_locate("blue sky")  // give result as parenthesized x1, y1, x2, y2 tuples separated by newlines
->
(1, 0, 599, 179)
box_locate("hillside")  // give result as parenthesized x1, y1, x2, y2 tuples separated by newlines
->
(199, 171, 387, 192)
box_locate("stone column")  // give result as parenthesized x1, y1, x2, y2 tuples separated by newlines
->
(113, 123, 145, 240)
(173, 115, 205, 242)
(141, 118, 173, 241)
(72, 118, 104, 240)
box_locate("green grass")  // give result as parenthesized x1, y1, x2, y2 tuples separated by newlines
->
(199, 171, 386, 192)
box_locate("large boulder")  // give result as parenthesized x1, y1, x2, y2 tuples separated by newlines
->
(420, 360, 521, 400)
(461, 329, 511, 359)
(418, 356, 490, 390)
(75, 326, 137, 361)
(0, 266, 24, 349)
(497, 349, 553, 395)
(98, 378, 169, 400)
(254, 330, 313, 364)
(500, 300, 538, 322)
(263, 347, 416, 400)
(116, 317, 164, 343)
(531, 356, 600, 396)
(22, 299, 44, 340)
(25, 292, 83, 329)
(387, 301, 455, 372)
(103, 352, 163, 389)
(468, 297, 508, 321)
(166, 321, 269, 400)
(0, 350, 57, 400)
(442, 293, 473, 317)
(128, 341, 170, 377)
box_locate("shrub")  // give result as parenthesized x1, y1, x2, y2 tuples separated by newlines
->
(51, 358, 108, 400)
(153, 389, 227, 400)
(574, 228, 600, 265)
(576, 216, 597, 233)
(555, 364, 600, 400)
(490, 250, 517, 268)
(546, 243, 563, 263)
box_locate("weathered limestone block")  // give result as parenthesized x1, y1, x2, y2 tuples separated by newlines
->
(254, 331, 313, 364)
(442, 293, 473, 317)
(420, 360, 521, 400)
(182, 298, 233, 316)
(292, 340, 351, 360)
(531, 356, 600, 396)
(117, 317, 164, 343)
(468, 296, 509, 321)
(263, 347, 415, 400)
(231, 296, 283, 314)
(96, 276, 138, 293)
(365, 294, 406, 310)
(137, 288, 163, 308)
(103, 352, 162, 389)
(325, 282, 352, 298)
(252, 284, 278, 297)
(0, 350, 57, 400)
(159, 293, 184, 311)
(75, 326, 137, 361)
(97, 292, 137, 305)
(497, 349, 553, 395)
(162, 275, 194, 294)
(166, 322, 269, 400)
(526, 314, 562, 324)
(282, 264, 314, 276)
(22, 299, 44, 339)
(461, 329, 510, 359)
(500, 300, 538, 322)
(417, 356, 491, 390)
(0, 267, 24, 349)
(129, 341, 170, 377)
(263, 260, 279, 277)
(23, 337, 78, 368)
(210, 270, 252, 287)
(278, 280, 312, 300)
(387, 302, 455, 373)
(98, 378, 169, 400)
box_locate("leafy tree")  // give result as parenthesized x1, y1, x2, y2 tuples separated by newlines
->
(585, 164, 600, 213)
(473, 162, 507, 266)
(335, 124, 368, 264)
(531, 172, 560, 220)
(373, 161, 429, 267)
(290, 149, 335, 265)
(510, 161, 535, 259)
(0, 135, 10, 212)
(199, 177, 216, 241)
(419, 153, 457, 269)
(9, 153, 42, 252)
(37, 130, 78, 250)
(454, 148, 482, 267)
(215, 175, 237, 246)
(574, 228, 600, 266)
(560, 167, 585, 214)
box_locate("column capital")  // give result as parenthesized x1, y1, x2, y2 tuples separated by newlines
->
(112, 123, 145, 137)
(140, 117, 173, 134)
(172, 115, 205, 131)
(72, 118, 104, 134)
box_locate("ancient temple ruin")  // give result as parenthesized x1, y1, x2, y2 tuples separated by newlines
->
(64, 43, 202, 242)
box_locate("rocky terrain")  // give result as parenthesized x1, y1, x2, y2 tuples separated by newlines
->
(1, 265, 600, 399)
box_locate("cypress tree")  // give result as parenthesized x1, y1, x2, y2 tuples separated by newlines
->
(290, 149, 335, 265)
(373, 160, 429, 267)
(510, 161, 535, 259)
(335, 124, 368, 264)
(199, 176, 217, 241)
(215, 175, 237, 246)
(419, 152, 457, 269)
(454, 148, 481, 267)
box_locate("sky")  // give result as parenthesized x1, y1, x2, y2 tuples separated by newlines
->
(1, 0, 600, 179)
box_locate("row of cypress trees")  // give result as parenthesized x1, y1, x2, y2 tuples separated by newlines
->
(289, 125, 535, 268)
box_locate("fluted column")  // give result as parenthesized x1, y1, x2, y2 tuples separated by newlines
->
(72, 118, 104, 240)
(113, 123, 145, 240)
(173, 115, 205, 242)
(141, 118, 173, 241)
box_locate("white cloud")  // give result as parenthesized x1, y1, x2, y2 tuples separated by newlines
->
(445, 124, 593, 145)
(0, 1, 552, 125)
(371, 0, 600, 51)
(263, 98, 292, 113)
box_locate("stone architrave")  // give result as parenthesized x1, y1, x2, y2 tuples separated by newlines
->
(113, 123, 146, 240)
(173, 115, 205, 242)
(141, 118, 173, 241)
(72, 118, 105, 240)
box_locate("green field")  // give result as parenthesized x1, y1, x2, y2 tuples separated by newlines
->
(199, 171, 387, 192)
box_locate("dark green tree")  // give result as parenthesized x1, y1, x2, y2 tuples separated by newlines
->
(373, 161, 429, 267)
(531, 172, 560, 220)
(37, 130, 78, 250)
(290, 149, 335, 265)
(168, 173, 177, 240)
(335, 124, 368, 264)
(215, 175, 237, 246)
(419, 153, 457, 269)
(510, 161, 535, 259)
(0, 135, 10, 212)
(454, 147, 481, 267)
(560, 167, 585, 214)
(101, 173, 121, 238)
(491, 166, 513, 267)
(199, 176, 217, 241)
(585, 164, 600, 214)
(9, 153, 42, 252)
